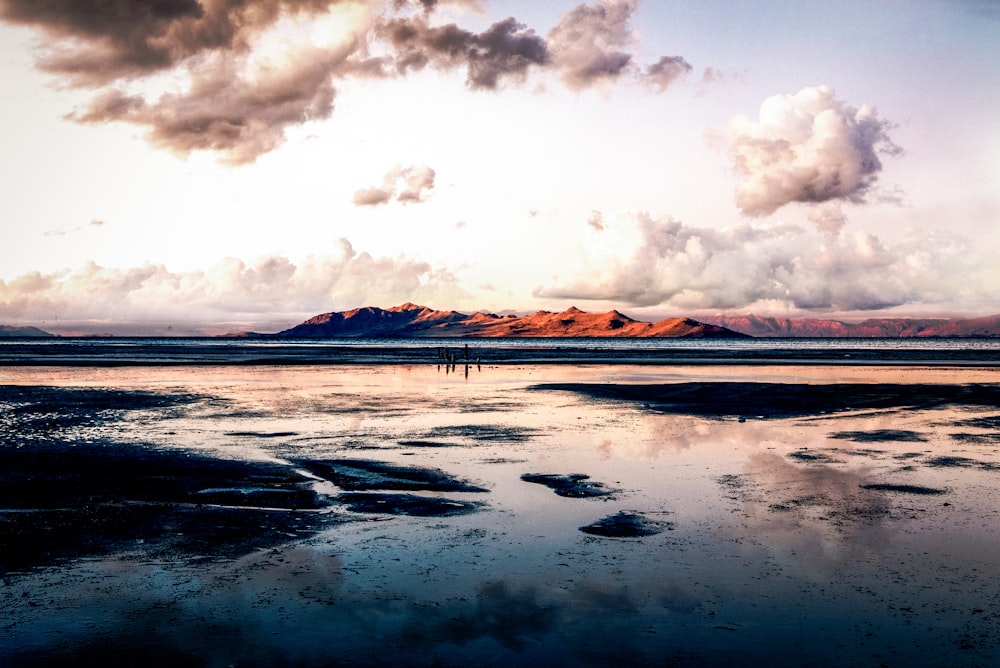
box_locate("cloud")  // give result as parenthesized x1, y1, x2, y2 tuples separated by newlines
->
(719, 85, 902, 216)
(2, 0, 701, 162)
(353, 164, 436, 206)
(807, 202, 847, 236)
(42, 218, 108, 237)
(0, 0, 704, 164)
(0, 0, 380, 163)
(534, 211, 989, 313)
(352, 187, 393, 207)
(72, 45, 346, 164)
(392, 0, 486, 13)
(0, 239, 468, 333)
(379, 14, 550, 89)
(587, 210, 605, 231)
(546, 0, 635, 89)
(0, 0, 352, 85)
(642, 55, 692, 93)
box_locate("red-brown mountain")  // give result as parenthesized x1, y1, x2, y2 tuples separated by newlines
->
(700, 313, 1000, 338)
(277, 303, 746, 338)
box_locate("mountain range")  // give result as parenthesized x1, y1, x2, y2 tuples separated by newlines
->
(5, 306, 1000, 338)
(700, 313, 1000, 338)
(271, 304, 1000, 338)
(272, 303, 745, 338)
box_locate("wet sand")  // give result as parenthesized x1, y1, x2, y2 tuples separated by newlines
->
(2, 364, 999, 666)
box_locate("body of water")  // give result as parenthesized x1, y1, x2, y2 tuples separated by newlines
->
(3, 336, 1000, 366)
(2, 344, 999, 666)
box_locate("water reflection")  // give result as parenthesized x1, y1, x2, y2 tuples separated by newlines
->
(725, 453, 896, 573)
(2, 364, 999, 666)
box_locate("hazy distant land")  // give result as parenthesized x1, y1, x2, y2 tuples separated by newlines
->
(6, 303, 1000, 338)
(0, 325, 54, 338)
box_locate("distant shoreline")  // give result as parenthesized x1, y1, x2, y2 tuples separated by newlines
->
(9, 303, 999, 339)
(2, 338, 998, 367)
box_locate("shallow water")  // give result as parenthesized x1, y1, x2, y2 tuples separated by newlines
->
(2, 364, 999, 666)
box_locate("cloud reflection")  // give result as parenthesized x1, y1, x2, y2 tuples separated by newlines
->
(723, 453, 896, 573)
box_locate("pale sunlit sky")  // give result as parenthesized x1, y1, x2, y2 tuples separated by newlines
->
(1, 0, 998, 335)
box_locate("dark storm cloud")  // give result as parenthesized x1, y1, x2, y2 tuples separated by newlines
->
(380, 15, 550, 89)
(72, 46, 344, 164)
(1, 0, 703, 162)
(0, 0, 337, 84)
(383, 0, 693, 91)
(1, 0, 362, 162)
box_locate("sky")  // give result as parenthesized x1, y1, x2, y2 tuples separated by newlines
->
(1, 0, 998, 335)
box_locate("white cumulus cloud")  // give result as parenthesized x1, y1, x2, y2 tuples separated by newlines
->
(0, 239, 468, 334)
(353, 164, 437, 206)
(721, 85, 901, 217)
(535, 211, 988, 313)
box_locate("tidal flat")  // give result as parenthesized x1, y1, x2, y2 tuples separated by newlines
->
(2, 363, 999, 666)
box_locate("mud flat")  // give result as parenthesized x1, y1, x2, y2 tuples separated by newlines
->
(530, 380, 1000, 418)
(2, 364, 999, 666)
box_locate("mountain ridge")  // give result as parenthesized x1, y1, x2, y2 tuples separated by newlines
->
(275, 304, 745, 338)
(700, 313, 1000, 338)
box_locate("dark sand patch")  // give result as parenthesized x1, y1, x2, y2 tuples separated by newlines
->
(769, 495, 828, 512)
(336, 492, 482, 517)
(0, 442, 321, 510)
(0, 384, 204, 434)
(579, 512, 670, 537)
(420, 424, 541, 443)
(531, 382, 1000, 419)
(924, 456, 999, 470)
(397, 439, 463, 448)
(716, 473, 752, 501)
(0, 385, 337, 572)
(830, 429, 928, 442)
(0, 442, 331, 572)
(859, 483, 947, 495)
(952, 415, 1000, 430)
(436, 398, 523, 414)
(191, 487, 321, 507)
(521, 473, 616, 498)
(298, 458, 489, 493)
(950, 432, 1000, 444)
(839, 447, 887, 457)
(788, 450, 843, 464)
